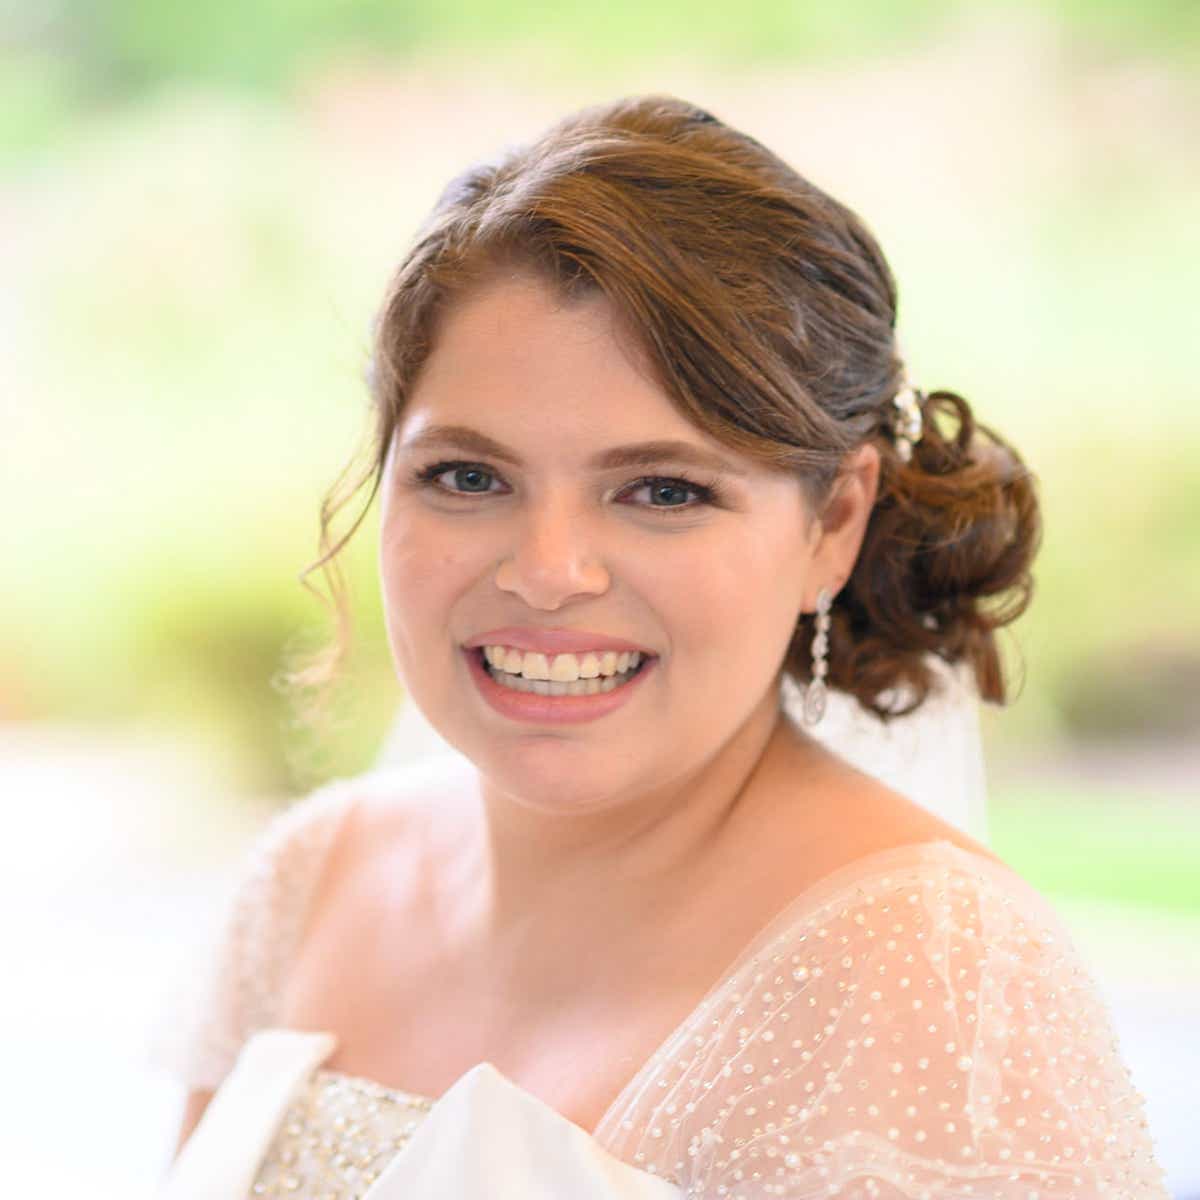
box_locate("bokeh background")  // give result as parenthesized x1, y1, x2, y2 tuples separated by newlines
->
(2, 1, 1197, 1195)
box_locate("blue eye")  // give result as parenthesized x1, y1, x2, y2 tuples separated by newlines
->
(410, 460, 721, 515)
(625, 477, 713, 510)
(415, 462, 498, 494)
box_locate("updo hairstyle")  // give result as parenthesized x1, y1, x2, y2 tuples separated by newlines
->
(292, 94, 1041, 722)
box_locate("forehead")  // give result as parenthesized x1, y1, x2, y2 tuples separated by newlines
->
(398, 275, 745, 466)
(421, 273, 636, 386)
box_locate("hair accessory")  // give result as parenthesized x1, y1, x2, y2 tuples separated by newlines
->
(802, 586, 832, 726)
(890, 383, 925, 463)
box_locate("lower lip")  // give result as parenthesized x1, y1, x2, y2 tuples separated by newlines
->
(462, 647, 658, 725)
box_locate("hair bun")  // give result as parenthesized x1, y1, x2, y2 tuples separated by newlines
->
(792, 388, 1042, 719)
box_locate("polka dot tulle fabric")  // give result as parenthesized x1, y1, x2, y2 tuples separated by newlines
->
(150, 778, 1170, 1198)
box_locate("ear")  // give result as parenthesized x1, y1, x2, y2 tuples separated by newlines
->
(804, 443, 881, 610)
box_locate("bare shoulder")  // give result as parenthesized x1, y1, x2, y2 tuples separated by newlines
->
(338, 754, 476, 871)
(759, 732, 1008, 879)
(279, 748, 472, 1022)
(848, 771, 1005, 867)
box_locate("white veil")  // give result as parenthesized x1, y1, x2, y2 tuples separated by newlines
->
(375, 652, 990, 844)
(780, 655, 990, 842)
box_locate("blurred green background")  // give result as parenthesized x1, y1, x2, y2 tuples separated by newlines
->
(3, 1, 1197, 913)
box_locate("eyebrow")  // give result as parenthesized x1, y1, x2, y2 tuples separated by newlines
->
(396, 424, 750, 476)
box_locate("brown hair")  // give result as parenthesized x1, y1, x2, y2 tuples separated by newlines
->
(284, 94, 1041, 725)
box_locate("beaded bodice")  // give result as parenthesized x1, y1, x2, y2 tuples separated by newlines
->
(152, 769, 1171, 1199)
(247, 1069, 435, 1198)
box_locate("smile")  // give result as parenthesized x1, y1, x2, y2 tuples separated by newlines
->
(463, 646, 658, 724)
(480, 644, 649, 687)
(481, 647, 649, 696)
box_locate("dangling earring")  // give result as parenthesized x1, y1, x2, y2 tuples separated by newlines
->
(802, 586, 832, 726)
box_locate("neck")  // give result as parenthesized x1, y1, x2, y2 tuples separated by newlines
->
(447, 691, 816, 961)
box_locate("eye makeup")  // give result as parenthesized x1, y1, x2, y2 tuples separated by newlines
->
(408, 459, 729, 517)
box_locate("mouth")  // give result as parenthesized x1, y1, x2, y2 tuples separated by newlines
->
(470, 646, 655, 694)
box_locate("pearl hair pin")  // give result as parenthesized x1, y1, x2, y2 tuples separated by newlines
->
(891, 383, 925, 463)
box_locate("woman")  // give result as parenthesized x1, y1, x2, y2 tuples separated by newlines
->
(153, 95, 1169, 1198)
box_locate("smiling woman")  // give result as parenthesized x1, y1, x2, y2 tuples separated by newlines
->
(152, 95, 1169, 1199)
(372, 271, 841, 768)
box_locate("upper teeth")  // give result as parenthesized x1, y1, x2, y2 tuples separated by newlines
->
(482, 646, 644, 682)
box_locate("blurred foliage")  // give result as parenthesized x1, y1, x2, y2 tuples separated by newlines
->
(126, 524, 402, 796)
(991, 788, 1200, 915)
(3, 0, 1198, 149)
(16, 0, 961, 102)
(1057, 640, 1200, 742)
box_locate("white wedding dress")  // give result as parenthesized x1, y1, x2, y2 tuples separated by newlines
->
(150, 664, 1170, 1198)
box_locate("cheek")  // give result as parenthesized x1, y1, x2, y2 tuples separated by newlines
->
(378, 527, 472, 674)
(380, 515, 473, 595)
(660, 532, 802, 656)
(669, 531, 779, 606)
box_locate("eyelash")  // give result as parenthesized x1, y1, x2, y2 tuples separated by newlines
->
(409, 460, 723, 516)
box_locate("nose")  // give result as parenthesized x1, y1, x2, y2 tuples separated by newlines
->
(494, 498, 610, 609)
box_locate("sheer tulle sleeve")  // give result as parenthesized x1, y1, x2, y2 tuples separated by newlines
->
(682, 851, 1169, 1198)
(145, 781, 358, 1093)
(592, 846, 1168, 1197)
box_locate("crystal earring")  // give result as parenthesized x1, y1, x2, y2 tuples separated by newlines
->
(802, 586, 832, 726)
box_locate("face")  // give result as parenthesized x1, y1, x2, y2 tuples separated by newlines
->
(378, 272, 868, 818)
